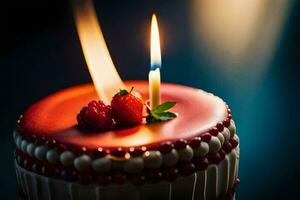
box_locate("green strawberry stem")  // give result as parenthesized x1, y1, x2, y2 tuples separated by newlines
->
(118, 86, 134, 96)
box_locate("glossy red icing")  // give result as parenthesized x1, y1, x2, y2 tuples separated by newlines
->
(20, 81, 228, 150)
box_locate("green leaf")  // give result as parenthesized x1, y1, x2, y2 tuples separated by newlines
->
(152, 102, 176, 114)
(146, 101, 177, 124)
(146, 115, 157, 123)
(147, 112, 177, 123)
(154, 112, 177, 121)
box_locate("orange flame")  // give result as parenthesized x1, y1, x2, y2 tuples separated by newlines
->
(150, 14, 161, 70)
(73, 0, 125, 103)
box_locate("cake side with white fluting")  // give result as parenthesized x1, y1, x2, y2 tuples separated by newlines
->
(15, 139, 239, 200)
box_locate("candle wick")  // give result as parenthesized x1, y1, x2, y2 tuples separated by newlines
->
(151, 64, 161, 71)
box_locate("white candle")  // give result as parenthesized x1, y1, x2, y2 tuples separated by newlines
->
(149, 14, 161, 109)
(149, 68, 161, 109)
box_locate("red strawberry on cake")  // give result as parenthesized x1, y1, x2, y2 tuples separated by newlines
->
(111, 88, 144, 127)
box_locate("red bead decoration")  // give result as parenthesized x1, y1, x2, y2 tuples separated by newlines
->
(97, 175, 112, 186)
(235, 178, 240, 186)
(146, 170, 162, 183)
(111, 148, 126, 158)
(219, 149, 226, 160)
(201, 133, 212, 142)
(23, 159, 32, 170)
(189, 137, 201, 149)
(193, 157, 209, 170)
(32, 163, 42, 173)
(179, 162, 195, 175)
(46, 139, 57, 148)
(41, 165, 55, 177)
(174, 139, 187, 150)
(29, 134, 37, 143)
(163, 167, 179, 181)
(223, 142, 233, 153)
(16, 154, 23, 165)
(216, 123, 224, 132)
(72, 147, 85, 156)
(131, 174, 146, 186)
(227, 108, 231, 114)
(223, 118, 231, 127)
(209, 127, 219, 136)
(92, 147, 108, 158)
(54, 168, 61, 178)
(61, 170, 77, 181)
(230, 138, 238, 148)
(159, 141, 173, 154)
(78, 173, 92, 184)
(129, 148, 145, 157)
(57, 144, 68, 152)
(207, 153, 222, 164)
(112, 172, 126, 184)
(40, 137, 47, 144)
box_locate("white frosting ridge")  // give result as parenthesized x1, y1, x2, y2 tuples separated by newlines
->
(163, 149, 179, 167)
(92, 157, 111, 173)
(74, 155, 91, 171)
(217, 133, 225, 146)
(100, 183, 139, 199)
(217, 156, 229, 196)
(222, 128, 231, 143)
(47, 149, 60, 164)
(178, 146, 194, 162)
(21, 140, 28, 152)
(208, 137, 221, 154)
(194, 170, 207, 200)
(143, 151, 163, 169)
(26, 143, 36, 157)
(228, 151, 237, 188)
(228, 120, 236, 138)
(112, 160, 125, 171)
(34, 145, 48, 161)
(16, 136, 22, 150)
(139, 182, 171, 200)
(60, 151, 75, 166)
(194, 141, 209, 157)
(171, 174, 197, 200)
(206, 165, 218, 199)
(124, 157, 144, 174)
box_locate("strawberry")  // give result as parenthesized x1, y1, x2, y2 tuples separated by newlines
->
(111, 87, 143, 127)
(77, 100, 114, 131)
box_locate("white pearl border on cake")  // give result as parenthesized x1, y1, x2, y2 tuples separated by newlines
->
(14, 120, 236, 175)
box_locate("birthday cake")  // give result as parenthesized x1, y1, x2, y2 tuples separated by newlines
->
(14, 81, 239, 200)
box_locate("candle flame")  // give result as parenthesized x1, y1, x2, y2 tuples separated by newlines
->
(73, 0, 125, 103)
(151, 14, 161, 70)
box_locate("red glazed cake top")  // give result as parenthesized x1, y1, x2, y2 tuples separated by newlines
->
(19, 81, 228, 150)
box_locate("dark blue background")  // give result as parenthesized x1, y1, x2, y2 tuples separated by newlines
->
(1, 0, 299, 199)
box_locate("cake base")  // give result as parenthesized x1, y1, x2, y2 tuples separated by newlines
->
(15, 146, 239, 200)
